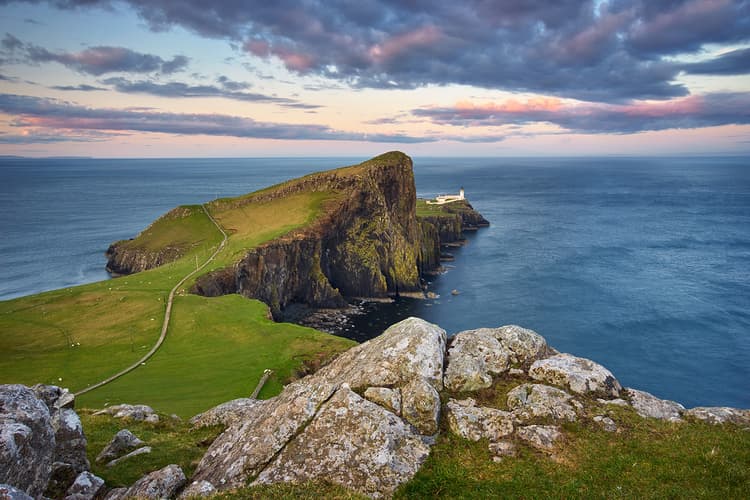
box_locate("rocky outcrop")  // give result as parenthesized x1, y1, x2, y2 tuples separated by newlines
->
(190, 317, 445, 495)
(529, 353, 622, 398)
(64, 471, 105, 500)
(507, 384, 579, 422)
(625, 388, 684, 422)
(0, 484, 33, 500)
(1, 384, 92, 499)
(516, 425, 563, 452)
(443, 325, 548, 392)
(93, 404, 158, 422)
(684, 407, 750, 425)
(96, 429, 144, 464)
(107, 464, 186, 500)
(445, 398, 514, 442)
(188, 398, 261, 429)
(0, 385, 54, 498)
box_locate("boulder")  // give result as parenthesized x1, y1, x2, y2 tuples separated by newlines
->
(102, 487, 127, 500)
(189, 398, 261, 429)
(32, 385, 75, 411)
(625, 388, 684, 422)
(52, 408, 90, 472)
(506, 384, 578, 422)
(488, 441, 517, 461)
(493, 325, 549, 365)
(593, 415, 617, 432)
(123, 464, 186, 499)
(0, 384, 55, 498)
(254, 387, 430, 498)
(516, 425, 563, 451)
(401, 378, 441, 435)
(684, 407, 750, 425)
(178, 480, 216, 499)
(363, 387, 402, 415)
(106, 446, 152, 468)
(0, 484, 33, 500)
(93, 404, 157, 421)
(96, 429, 144, 463)
(445, 398, 514, 442)
(45, 462, 78, 499)
(192, 317, 445, 492)
(444, 330, 509, 392)
(529, 353, 622, 398)
(64, 471, 105, 500)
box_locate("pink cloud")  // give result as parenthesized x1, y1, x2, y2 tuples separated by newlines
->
(244, 39, 316, 72)
(368, 25, 442, 64)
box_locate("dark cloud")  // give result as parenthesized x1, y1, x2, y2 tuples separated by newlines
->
(101, 77, 320, 108)
(413, 92, 750, 134)
(0, 93, 442, 143)
(10, 0, 749, 103)
(51, 84, 106, 91)
(2, 33, 23, 51)
(682, 48, 750, 76)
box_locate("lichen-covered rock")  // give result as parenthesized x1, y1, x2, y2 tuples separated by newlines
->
(102, 487, 127, 500)
(0, 384, 55, 498)
(489, 441, 517, 461)
(363, 387, 401, 415)
(124, 464, 186, 499)
(254, 387, 430, 498)
(0, 484, 33, 500)
(314, 317, 447, 391)
(401, 378, 440, 435)
(93, 404, 157, 421)
(529, 353, 622, 398)
(506, 384, 578, 422)
(178, 480, 216, 499)
(192, 317, 445, 492)
(45, 462, 78, 499)
(32, 385, 75, 411)
(493, 325, 548, 365)
(189, 398, 261, 429)
(445, 398, 514, 442)
(684, 407, 750, 425)
(96, 429, 144, 463)
(444, 330, 509, 392)
(625, 388, 684, 422)
(593, 415, 617, 432)
(516, 425, 563, 451)
(52, 408, 90, 473)
(64, 471, 104, 500)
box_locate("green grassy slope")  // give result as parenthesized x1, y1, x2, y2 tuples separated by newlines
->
(1, 186, 354, 417)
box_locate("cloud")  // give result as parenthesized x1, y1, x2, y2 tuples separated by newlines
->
(682, 48, 750, 75)
(1, 34, 189, 75)
(0, 93, 440, 143)
(413, 93, 750, 134)
(11, 0, 749, 103)
(51, 84, 106, 91)
(101, 77, 320, 108)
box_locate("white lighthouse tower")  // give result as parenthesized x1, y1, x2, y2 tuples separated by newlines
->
(459, 187, 465, 200)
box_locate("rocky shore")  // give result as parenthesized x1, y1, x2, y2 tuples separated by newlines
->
(3, 317, 748, 499)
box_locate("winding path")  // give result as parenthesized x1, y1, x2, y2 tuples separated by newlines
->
(76, 204, 228, 396)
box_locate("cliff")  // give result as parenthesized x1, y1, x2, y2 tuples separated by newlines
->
(105, 152, 489, 317)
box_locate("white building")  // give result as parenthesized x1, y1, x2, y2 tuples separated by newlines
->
(426, 187, 465, 205)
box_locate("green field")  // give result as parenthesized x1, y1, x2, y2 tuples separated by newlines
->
(0, 187, 354, 417)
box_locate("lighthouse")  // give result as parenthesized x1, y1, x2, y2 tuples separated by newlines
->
(459, 187, 465, 200)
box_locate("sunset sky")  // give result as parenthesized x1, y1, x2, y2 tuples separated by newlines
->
(0, 0, 748, 157)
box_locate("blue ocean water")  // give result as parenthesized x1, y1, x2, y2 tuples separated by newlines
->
(1, 156, 748, 409)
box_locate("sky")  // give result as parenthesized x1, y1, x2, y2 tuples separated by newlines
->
(0, 0, 748, 157)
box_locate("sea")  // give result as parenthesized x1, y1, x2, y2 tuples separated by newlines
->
(1, 156, 748, 409)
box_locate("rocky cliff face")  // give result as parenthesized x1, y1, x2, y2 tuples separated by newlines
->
(192, 152, 426, 315)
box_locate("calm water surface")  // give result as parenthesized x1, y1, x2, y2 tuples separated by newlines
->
(1, 156, 748, 408)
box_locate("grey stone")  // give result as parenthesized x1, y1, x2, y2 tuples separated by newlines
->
(105, 446, 152, 468)
(684, 407, 750, 425)
(516, 425, 563, 451)
(625, 388, 684, 422)
(96, 429, 144, 464)
(64, 471, 104, 500)
(189, 398, 261, 428)
(45, 462, 78, 499)
(0, 384, 55, 498)
(593, 415, 617, 432)
(124, 464, 186, 499)
(401, 378, 441, 435)
(102, 487, 127, 500)
(363, 387, 402, 415)
(32, 385, 74, 411)
(444, 330, 509, 392)
(178, 480, 216, 499)
(445, 398, 514, 442)
(0, 484, 33, 500)
(529, 353, 622, 398)
(254, 387, 430, 498)
(52, 408, 90, 473)
(93, 404, 156, 421)
(488, 440, 517, 461)
(507, 384, 578, 422)
(493, 325, 549, 365)
(598, 398, 629, 407)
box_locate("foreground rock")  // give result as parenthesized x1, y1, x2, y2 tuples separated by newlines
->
(96, 429, 144, 463)
(0, 484, 32, 500)
(445, 398, 514, 442)
(529, 353, 622, 398)
(684, 407, 750, 425)
(93, 404, 158, 422)
(254, 386, 430, 498)
(444, 325, 548, 392)
(189, 399, 261, 429)
(625, 388, 684, 422)
(507, 384, 579, 422)
(191, 317, 445, 495)
(64, 471, 105, 500)
(107, 464, 185, 500)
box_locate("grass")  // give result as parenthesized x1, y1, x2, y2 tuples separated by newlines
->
(416, 198, 474, 218)
(0, 183, 353, 418)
